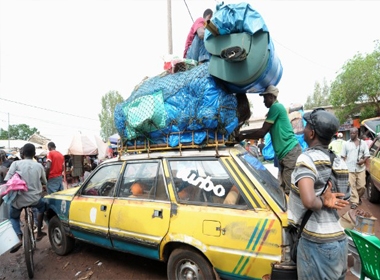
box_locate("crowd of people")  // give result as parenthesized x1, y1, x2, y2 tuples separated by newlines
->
(0, 141, 100, 254)
(236, 83, 372, 279)
(0, 10, 375, 276)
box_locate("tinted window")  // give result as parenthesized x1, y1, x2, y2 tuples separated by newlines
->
(169, 159, 248, 208)
(81, 163, 122, 196)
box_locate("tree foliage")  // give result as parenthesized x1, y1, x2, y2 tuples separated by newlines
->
(330, 41, 380, 123)
(0, 129, 8, 140)
(304, 79, 330, 110)
(99, 90, 124, 140)
(5, 124, 39, 140)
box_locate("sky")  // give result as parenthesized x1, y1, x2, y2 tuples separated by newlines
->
(1, 0, 379, 148)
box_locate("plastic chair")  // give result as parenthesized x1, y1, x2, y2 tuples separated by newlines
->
(345, 228, 380, 280)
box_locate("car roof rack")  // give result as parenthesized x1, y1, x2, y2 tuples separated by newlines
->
(117, 130, 236, 157)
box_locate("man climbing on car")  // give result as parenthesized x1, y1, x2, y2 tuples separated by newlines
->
(237, 85, 301, 194)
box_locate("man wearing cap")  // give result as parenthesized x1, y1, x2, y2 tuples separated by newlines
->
(46, 142, 65, 194)
(237, 85, 302, 194)
(341, 127, 370, 209)
(289, 108, 350, 279)
(328, 132, 345, 156)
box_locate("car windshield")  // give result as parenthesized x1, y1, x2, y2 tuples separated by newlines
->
(236, 146, 286, 211)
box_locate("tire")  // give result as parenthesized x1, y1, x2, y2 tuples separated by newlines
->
(23, 221, 34, 279)
(48, 216, 75, 256)
(167, 248, 216, 280)
(367, 176, 380, 203)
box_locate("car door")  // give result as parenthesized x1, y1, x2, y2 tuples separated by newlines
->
(369, 138, 380, 187)
(69, 162, 123, 248)
(108, 160, 171, 260)
(166, 157, 283, 280)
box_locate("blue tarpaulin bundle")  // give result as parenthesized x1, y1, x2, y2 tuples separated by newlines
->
(114, 63, 238, 147)
(204, 2, 283, 93)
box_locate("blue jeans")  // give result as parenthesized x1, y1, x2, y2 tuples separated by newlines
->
(47, 176, 63, 194)
(10, 198, 46, 235)
(297, 237, 348, 280)
(186, 35, 210, 62)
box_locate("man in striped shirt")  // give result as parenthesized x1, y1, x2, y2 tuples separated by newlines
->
(289, 108, 350, 280)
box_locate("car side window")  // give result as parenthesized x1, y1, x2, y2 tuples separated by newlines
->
(370, 138, 380, 157)
(169, 159, 247, 207)
(81, 163, 122, 196)
(119, 161, 168, 200)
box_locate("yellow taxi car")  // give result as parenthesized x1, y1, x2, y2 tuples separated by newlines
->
(366, 135, 380, 203)
(45, 144, 297, 279)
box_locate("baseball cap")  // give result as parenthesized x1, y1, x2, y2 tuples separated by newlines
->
(337, 132, 343, 138)
(259, 85, 279, 97)
(303, 108, 339, 140)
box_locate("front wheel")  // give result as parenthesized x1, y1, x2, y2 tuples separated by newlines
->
(48, 216, 75, 256)
(23, 222, 34, 279)
(167, 248, 216, 280)
(367, 176, 380, 203)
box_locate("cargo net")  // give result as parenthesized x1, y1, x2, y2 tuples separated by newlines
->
(114, 63, 239, 151)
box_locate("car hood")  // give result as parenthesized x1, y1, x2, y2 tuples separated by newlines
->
(45, 186, 80, 200)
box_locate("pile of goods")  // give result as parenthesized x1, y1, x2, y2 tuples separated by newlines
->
(114, 2, 282, 149)
(114, 63, 238, 147)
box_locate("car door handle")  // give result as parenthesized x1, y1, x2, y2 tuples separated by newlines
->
(100, 205, 107, 211)
(216, 226, 226, 235)
(152, 209, 163, 219)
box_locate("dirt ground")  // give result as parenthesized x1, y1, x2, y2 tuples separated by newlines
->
(1, 194, 379, 280)
(0, 232, 167, 280)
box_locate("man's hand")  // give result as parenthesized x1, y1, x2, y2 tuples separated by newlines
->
(322, 182, 349, 209)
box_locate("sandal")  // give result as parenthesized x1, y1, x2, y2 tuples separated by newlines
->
(10, 234, 23, 253)
(36, 232, 47, 241)
(9, 241, 22, 253)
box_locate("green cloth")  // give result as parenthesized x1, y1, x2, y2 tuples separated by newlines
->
(266, 101, 298, 160)
(123, 90, 167, 140)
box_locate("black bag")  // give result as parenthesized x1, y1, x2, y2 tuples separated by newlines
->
(289, 210, 313, 263)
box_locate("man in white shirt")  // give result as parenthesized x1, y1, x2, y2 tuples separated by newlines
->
(341, 128, 370, 209)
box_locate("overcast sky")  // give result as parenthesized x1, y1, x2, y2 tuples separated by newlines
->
(1, 0, 379, 147)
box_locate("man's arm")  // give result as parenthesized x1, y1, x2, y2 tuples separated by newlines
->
(45, 161, 51, 179)
(358, 142, 370, 165)
(196, 26, 205, 39)
(298, 178, 349, 210)
(237, 122, 272, 142)
(41, 167, 47, 185)
(298, 177, 323, 211)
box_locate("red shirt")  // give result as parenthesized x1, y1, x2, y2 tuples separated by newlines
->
(47, 150, 64, 179)
(183, 17, 205, 58)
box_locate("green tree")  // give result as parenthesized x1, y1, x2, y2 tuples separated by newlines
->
(8, 124, 38, 140)
(99, 90, 124, 140)
(330, 41, 380, 123)
(304, 79, 330, 110)
(0, 128, 8, 140)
